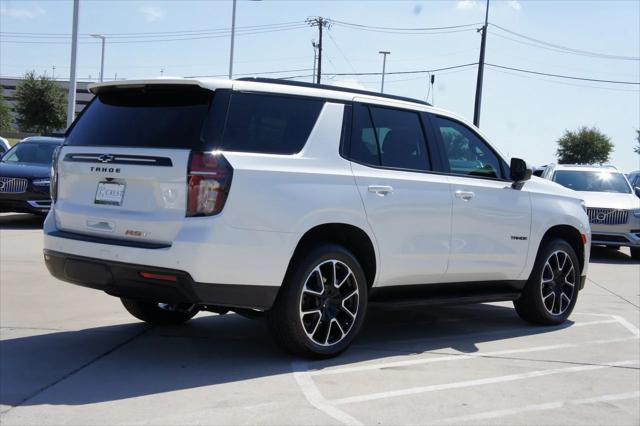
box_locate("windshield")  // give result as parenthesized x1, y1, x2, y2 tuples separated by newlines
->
(553, 170, 631, 194)
(1, 143, 59, 166)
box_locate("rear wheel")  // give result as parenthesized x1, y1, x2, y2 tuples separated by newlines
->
(266, 244, 368, 359)
(631, 247, 640, 260)
(121, 298, 198, 325)
(514, 238, 580, 325)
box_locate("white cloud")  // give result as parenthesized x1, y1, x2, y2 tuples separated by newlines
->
(508, 0, 522, 11)
(0, 5, 45, 20)
(456, 0, 478, 10)
(140, 6, 165, 22)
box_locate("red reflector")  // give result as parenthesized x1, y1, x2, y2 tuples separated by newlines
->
(581, 234, 588, 245)
(139, 272, 178, 282)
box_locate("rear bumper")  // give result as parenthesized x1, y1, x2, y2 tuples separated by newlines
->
(43, 249, 278, 310)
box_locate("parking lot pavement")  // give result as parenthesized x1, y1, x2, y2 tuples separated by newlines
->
(1, 213, 638, 425)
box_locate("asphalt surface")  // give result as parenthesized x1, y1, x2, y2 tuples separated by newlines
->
(1, 212, 639, 425)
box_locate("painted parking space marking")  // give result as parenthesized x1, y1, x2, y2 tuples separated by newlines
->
(294, 313, 640, 425)
(433, 391, 640, 424)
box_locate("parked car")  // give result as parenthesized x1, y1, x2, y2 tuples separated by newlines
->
(0, 136, 10, 157)
(43, 78, 590, 358)
(0, 136, 64, 214)
(543, 164, 640, 259)
(626, 170, 640, 191)
(532, 165, 548, 177)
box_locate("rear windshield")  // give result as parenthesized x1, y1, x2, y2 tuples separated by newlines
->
(1, 142, 59, 166)
(554, 170, 631, 194)
(66, 85, 213, 149)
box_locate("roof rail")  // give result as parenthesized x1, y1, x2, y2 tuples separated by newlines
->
(234, 77, 432, 107)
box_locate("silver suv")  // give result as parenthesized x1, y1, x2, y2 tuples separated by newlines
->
(543, 164, 640, 259)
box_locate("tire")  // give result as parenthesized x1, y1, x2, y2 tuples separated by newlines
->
(266, 244, 368, 359)
(514, 238, 580, 325)
(121, 298, 198, 325)
(631, 247, 640, 260)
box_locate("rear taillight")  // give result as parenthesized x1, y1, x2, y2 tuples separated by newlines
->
(186, 152, 233, 217)
(50, 146, 62, 202)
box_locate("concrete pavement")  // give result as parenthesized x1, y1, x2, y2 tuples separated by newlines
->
(1, 213, 638, 425)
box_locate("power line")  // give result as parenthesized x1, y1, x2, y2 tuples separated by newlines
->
(0, 21, 305, 37)
(485, 63, 640, 85)
(330, 19, 481, 31)
(331, 24, 477, 36)
(327, 63, 479, 76)
(0, 25, 309, 44)
(490, 23, 640, 61)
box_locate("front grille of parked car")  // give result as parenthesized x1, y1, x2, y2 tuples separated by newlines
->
(586, 208, 629, 225)
(0, 177, 28, 193)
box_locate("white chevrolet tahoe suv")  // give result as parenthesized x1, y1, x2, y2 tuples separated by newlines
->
(43, 78, 590, 358)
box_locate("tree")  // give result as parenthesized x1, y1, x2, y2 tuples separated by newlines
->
(634, 129, 639, 155)
(0, 87, 11, 131)
(14, 71, 66, 134)
(556, 126, 614, 164)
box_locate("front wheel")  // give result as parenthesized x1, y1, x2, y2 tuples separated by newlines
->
(266, 244, 368, 359)
(514, 238, 580, 325)
(121, 298, 198, 325)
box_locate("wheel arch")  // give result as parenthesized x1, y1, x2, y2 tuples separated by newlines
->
(284, 223, 378, 289)
(539, 224, 585, 274)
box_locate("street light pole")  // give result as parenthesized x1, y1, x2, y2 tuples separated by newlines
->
(90, 34, 106, 82)
(66, 0, 80, 129)
(379, 51, 390, 93)
(228, 0, 237, 79)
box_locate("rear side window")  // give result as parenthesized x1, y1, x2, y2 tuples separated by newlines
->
(349, 104, 430, 172)
(218, 93, 324, 154)
(67, 85, 213, 149)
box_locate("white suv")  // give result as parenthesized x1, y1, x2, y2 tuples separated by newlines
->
(43, 78, 590, 358)
(543, 164, 640, 259)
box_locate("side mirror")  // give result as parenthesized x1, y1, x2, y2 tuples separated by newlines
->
(510, 157, 532, 183)
(635, 187, 640, 198)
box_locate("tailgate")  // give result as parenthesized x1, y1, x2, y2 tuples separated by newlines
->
(55, 146, 190, 245)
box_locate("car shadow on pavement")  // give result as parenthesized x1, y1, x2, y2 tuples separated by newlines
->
(589, 246, 640, 265)
(0, 213, 44, 230)
(0, 303, 577, 407)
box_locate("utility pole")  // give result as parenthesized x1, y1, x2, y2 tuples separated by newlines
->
(473, 0, 489, 127)
(378, 51, 390, 93)
(307, 17, 330, 84)
(52, 65, 56, 80)
(312, 41, 318, 83)
(66, 0, 80, 129)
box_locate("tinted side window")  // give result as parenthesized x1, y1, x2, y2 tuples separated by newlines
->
(369, 107, 430, 171)
(219, 93, 324, 155)
(433, 116, 503, 179)
(350, 104, 380, 166)
(349, 104, 430, 171)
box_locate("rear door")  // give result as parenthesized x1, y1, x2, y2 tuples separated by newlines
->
(55, 84, 220, 245)
(348, 103, 452, 286)
(430, 114, 532, 282)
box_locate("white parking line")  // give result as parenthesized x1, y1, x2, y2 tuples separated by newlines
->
(329, 360, 639, 406)
(433, 391, 640, 424)
(311, 336, 638, 376)
(292, 361, 363, 426)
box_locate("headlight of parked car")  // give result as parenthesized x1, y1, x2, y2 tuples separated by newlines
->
(32, 178, 51, 187)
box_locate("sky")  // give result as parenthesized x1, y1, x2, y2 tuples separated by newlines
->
(1, 0, 639, 172)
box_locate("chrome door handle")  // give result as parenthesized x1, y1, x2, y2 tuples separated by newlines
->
(455, 190, 475, 201)
(368, 185, 394, 196)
